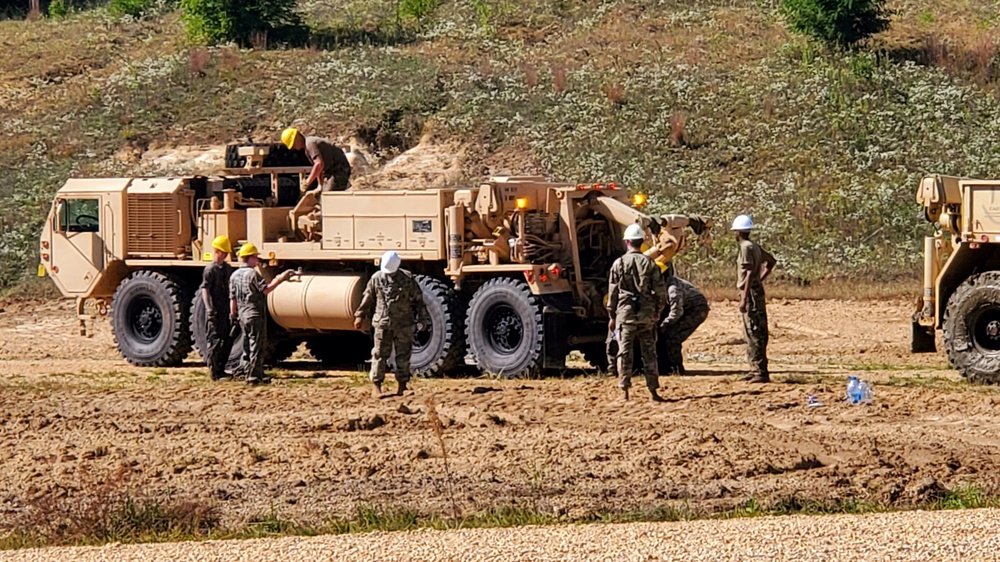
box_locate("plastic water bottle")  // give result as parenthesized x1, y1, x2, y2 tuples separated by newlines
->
(858, 380, 873, 404)
(846, 376, 862, 404)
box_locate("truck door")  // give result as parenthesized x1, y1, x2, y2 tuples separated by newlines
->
(46, 196, 105, 295)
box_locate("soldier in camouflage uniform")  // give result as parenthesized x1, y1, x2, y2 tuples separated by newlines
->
(731, 215, 777, 383)
(607, 224, 667, 402)
(659, 263, 710, 376)
(229, 242, 295, 384)
(354, 251, 430, 397)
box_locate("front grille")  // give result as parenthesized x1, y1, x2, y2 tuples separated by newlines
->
(127, 194, 178, 257)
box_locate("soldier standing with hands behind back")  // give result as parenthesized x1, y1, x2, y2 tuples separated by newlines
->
(608, 224, 668, 402)
(354, 251, 430, 397)
(229, 242, 296, 385)
(731, 214, 777, 383)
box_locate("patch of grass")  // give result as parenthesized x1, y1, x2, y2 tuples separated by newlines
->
(7, 486, 1000, 550)
(933, 485, 997, 510)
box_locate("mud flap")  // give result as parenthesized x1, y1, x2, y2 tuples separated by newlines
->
(912, 321, 937, 353)
(542, 306, 571, 370)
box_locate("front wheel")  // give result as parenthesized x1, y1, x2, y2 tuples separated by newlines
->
(465, 278, 543, 378)
(111, 271, 192, 367)
(943, 271, 1000, 383)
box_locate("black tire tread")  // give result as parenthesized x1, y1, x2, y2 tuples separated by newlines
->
(466, 277, 544, 378)
(943, 271, 1000, 384)
(112, 270, 192, 367)
(413, 274, 465, 377)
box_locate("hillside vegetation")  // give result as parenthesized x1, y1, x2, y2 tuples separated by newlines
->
(1, 0, 999, 292)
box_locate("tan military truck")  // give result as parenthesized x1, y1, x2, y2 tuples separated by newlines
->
(40, 144, 710, 377)
(913, 175, 1000, 382)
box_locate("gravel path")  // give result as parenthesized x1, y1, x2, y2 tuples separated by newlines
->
(4, 508, 999, 562)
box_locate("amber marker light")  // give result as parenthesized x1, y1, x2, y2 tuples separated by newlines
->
(632, 193, 648, 207)
(516, 197, 528, 209)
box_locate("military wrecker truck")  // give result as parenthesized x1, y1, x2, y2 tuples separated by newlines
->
(40, 143, 711, 377)
(912, 175, 1000, 382)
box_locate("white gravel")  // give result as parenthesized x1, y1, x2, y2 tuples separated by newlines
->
(3, 508, 1000, 562)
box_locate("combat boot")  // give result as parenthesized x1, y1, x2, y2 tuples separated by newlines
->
(396, 379, 408, 396)
(650, 389, 666, 402)
(372, 380, 383, 396)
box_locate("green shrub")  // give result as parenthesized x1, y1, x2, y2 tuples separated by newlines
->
(779, 0, 891, 49)
(181, 0, 306, 47)
(398, 0, 437, 28)
(109, 0, 151, 18)
(48, 0, 68, 18)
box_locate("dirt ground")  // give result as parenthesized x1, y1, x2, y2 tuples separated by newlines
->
(0, 297, 995, 528)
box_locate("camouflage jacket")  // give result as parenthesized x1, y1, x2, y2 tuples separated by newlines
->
(229, 265, 266, 318)
(607, 250, 666, 326)
(356, 270, 430, 329)
(662, 276, 710, 327)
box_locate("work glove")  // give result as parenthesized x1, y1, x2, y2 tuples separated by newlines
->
(277, 270, 295, 283)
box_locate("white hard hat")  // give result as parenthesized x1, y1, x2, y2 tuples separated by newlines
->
(731, 214, 754, 232)
(380, 251, 401, 274)
(623, 224, 645, 240)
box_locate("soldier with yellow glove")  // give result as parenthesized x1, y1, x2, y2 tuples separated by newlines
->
(229, 242, 296, 384)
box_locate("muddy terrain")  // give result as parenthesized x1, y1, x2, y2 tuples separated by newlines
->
(0, 297, 994, 528)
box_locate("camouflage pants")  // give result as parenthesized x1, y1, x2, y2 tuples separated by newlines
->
(237, 313, 266, 381)
(370, 324, 414, 384)
(206, 315, 233, 379)
(617, 322, 659, 391)
(661, 306, 709, 372)
(741, 285, 769, 377)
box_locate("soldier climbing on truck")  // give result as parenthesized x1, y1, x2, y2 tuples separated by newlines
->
(281, 127, 351, 193)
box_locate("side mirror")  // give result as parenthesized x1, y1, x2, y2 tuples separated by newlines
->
(53, 200, 65, 233)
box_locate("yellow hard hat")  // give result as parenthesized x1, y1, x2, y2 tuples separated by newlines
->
(281, 127, 299, 149)
(237, 242, 259, 258)
(211, 235, 231, 254)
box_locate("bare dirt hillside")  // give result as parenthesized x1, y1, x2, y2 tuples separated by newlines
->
(0, 297, 993, 530)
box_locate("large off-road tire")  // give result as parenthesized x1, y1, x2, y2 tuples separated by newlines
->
(466, 278, 544, 378)
(111, 271, 192, 367)
(191, 294, 298, 369)
(943, 271, 1000, 383)
(410, 275, 465, 377)
(307, 332, 372, 370)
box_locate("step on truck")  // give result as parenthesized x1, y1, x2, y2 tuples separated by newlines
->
(40, 143, 711, 377)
